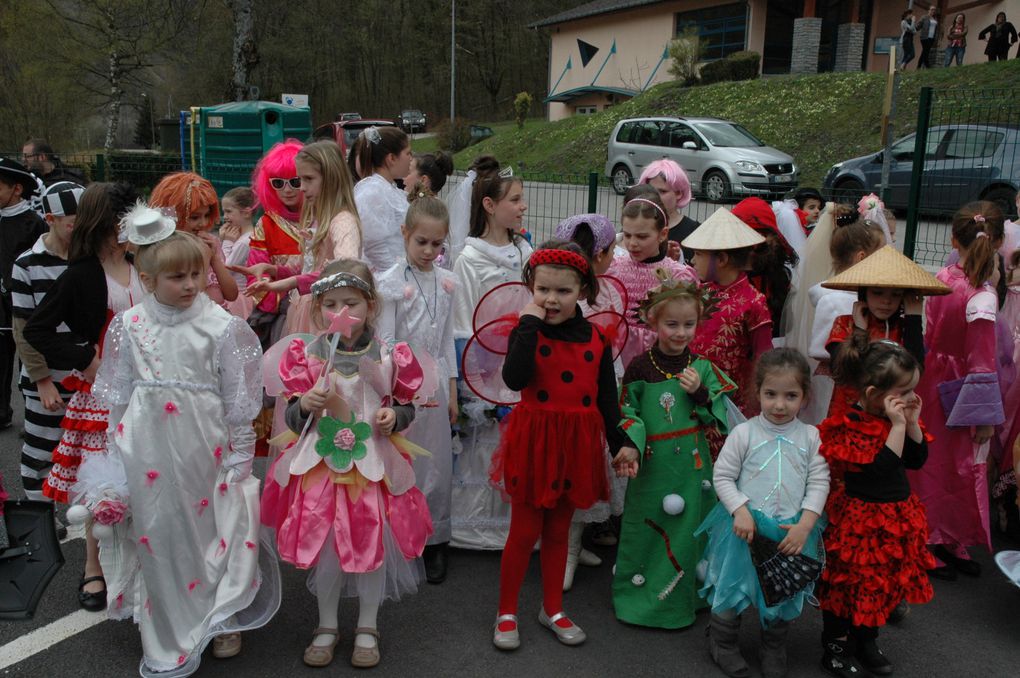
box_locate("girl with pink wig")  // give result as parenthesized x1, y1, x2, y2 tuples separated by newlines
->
(639, 159, 699, 263)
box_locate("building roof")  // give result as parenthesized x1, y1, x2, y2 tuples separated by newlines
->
(529, 0, 666, 29)
(543, 85, 638, 103)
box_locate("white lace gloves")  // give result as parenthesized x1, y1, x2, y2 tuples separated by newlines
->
(223, 424, 256, 483)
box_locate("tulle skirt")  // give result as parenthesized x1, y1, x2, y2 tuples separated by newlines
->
(696, 504, 826, 626)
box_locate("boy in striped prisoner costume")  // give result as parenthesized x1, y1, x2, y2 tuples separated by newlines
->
(11, 181, 83, 500)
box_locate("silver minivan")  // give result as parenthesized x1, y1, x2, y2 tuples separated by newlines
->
(605, 116, 799, 201)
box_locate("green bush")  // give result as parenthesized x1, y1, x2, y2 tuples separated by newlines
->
(700, 50, 761, 85)
(668, 27, 705, 85)
(435, 117, 473, 152)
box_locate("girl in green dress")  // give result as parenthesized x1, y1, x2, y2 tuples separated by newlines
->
(612, 274, 735, 628)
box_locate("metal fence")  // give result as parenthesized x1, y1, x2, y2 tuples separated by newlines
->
(903, 87, 1020, 268)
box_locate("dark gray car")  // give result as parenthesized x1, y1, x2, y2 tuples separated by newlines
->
(822, 124, 1019, 214)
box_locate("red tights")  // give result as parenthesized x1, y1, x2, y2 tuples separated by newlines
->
(497, 498, 574, 624)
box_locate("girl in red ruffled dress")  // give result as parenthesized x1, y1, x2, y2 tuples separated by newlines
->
(816, 341, 934, 678)
(490, 241, 624, 651)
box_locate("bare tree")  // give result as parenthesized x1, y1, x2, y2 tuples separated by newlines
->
(226, 0, 257, 101)
(43, 0, 196, 150)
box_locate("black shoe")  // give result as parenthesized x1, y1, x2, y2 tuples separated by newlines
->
(928, 565, 957, 581)
(821, 639, 867, 678)
(886, 600, 910, 624)
(932, 545, 981, 577)
(856, 638, 893, 675)
(78, 575, 107, 612)
(423, 543, 448, 584)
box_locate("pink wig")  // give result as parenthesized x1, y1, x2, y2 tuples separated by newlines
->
(639, 159, 692, 210)
(252, 139, 303, 222)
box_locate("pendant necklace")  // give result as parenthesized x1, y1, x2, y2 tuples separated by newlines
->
(406, 265, 437, 328)
(647, 348, 692, 380)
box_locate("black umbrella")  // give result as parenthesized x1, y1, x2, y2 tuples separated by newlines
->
(0, 499, 65, 620)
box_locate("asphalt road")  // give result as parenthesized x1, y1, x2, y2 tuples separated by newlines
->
(1, 386, 1018, 677)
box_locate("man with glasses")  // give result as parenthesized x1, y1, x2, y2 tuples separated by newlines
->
(21, 138, 86, 187)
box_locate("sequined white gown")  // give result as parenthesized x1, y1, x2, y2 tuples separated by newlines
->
(91, 293, 279, 677)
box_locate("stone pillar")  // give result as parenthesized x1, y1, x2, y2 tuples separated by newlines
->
(834, 22, 866, 71)
(791, 17, 823, 74)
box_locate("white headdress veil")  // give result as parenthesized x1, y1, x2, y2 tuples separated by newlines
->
(781, 202, 836, 357)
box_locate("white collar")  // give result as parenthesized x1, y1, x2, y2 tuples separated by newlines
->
(143, 291, 208, 326)
(1, 200, 32, 218)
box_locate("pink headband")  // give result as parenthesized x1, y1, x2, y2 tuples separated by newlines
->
(625, 198, 669, 228)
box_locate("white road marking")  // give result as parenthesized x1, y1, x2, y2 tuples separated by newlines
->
(0, 609, 107, 669)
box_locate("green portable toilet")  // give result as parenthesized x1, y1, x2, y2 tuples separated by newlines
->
(181, 101, 312, 195)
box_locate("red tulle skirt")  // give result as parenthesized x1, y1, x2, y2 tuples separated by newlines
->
(489, 406, 609, 510)
(817, 486, 935, 627)
(42, 375, 109, 504)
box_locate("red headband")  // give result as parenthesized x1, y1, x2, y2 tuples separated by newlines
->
(530, 248, 590, 275)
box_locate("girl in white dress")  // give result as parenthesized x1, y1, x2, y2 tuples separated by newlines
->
(451, 159, 533, 549)
(376, 196, 458, 582)
(87, 224, 277, 677)
(353, 126, 413, 272)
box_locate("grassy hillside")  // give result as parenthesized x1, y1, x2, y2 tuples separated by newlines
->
(453, 59, 1020, 187)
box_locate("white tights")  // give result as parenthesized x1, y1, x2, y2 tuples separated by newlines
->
(312, 532, 385, 649)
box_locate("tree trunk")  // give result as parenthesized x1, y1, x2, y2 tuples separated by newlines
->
(104, 49, 122, 151)
(229, 0, 256, 101)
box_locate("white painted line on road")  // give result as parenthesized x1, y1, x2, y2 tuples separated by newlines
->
(0, 609, 107, 670)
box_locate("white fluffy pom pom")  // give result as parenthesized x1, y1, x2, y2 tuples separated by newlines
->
(701, 479, 712, 491)
(92, 523, 114, 540)
(631, 574, 646, 586)
(696, 559, 709, 583)
(662, 494, 685, 515)
(66, 505, 90, 526)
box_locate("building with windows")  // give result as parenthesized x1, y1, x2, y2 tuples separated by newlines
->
(532, 0, 1012, 121)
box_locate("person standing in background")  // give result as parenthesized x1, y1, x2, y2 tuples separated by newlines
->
(979, 12, 1017, 61)
(21, 139, 86, 187)
(944, 13, 969, 66)
(917, 6, 939, 68)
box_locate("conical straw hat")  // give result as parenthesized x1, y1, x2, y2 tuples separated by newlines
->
(821, 245, 950, 295)
(681, 207, 766, 251)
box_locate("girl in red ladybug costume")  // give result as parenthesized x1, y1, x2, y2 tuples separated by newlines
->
(488, 240, 625, 651)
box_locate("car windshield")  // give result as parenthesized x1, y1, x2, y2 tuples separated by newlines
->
(692, 122, 764, 148)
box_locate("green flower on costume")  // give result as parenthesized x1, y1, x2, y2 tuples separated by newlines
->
(315, 414, 371, 468)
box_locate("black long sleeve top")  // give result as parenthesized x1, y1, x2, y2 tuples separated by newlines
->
(844, 432, 927, 504)
(502, 309, 624, 454)
(23, 256, 108, 371)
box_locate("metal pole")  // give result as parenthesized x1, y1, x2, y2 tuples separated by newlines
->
(903, 86, 933, 261)
(880, 44, 898, 203)
(450, 0, 456, 122)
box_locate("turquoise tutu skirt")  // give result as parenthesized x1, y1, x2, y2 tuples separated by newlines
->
(694, 503, 826, 626)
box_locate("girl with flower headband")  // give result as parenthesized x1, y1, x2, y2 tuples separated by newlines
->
(148, 171, 239, 306)
(353, 126, 412, 272)
(25, 183, 142, 613)
(608, 193, 698, 370)
(375, 195, 459, 584)
(611, 270, 734, 631)
(260, 258, 433, 669)
(80, 225, 276, 676)
(450, 157, 532, 550)
(910, 201, 1006, 581)
(488, 240, 625, 651)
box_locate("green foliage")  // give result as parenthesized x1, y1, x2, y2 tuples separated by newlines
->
(667, 27, 704, 85)
(435, 117, 473, 152)
(454, 60, 1020, 188)
(699, 51, 761, 86)
(513, 92, 533, 130)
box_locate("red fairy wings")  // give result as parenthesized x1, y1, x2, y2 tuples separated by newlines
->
(462, 277, 629, 405)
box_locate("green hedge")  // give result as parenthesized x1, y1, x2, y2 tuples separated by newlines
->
(700, 51, 761, 86)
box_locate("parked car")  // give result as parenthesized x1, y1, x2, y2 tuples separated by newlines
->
(337, 112, 361, 121)
(313, 119, 396, 157)
(399, 109, 427, 133)
(822, 124, 1019, 215)
(605, 116, 798, 200)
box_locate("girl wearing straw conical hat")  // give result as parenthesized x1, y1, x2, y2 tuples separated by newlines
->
(821, 244, 947, 420)
(683, 209, 772, 435)
(908, 201, 1007, 582)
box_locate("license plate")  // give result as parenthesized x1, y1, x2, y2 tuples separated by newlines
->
(770, 174, 792, 184)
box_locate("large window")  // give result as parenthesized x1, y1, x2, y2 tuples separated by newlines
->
(676, 3, 747, 61)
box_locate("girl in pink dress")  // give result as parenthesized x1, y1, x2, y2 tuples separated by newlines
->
(260, 259, 432, 669)
(607, 195, 698, 370)
(910, 201, 1006, 579)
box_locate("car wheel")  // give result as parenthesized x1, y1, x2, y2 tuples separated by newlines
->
(703, 170, 730, 203)
(982, 186, 1017, 219)
(833, 179, 865, 206)
(611, 165, 633, 195)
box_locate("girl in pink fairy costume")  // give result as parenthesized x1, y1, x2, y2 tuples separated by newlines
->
(607, 194, 698, 370)
(261, 259, 433, 669)
(910, 201, 1006, 580)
